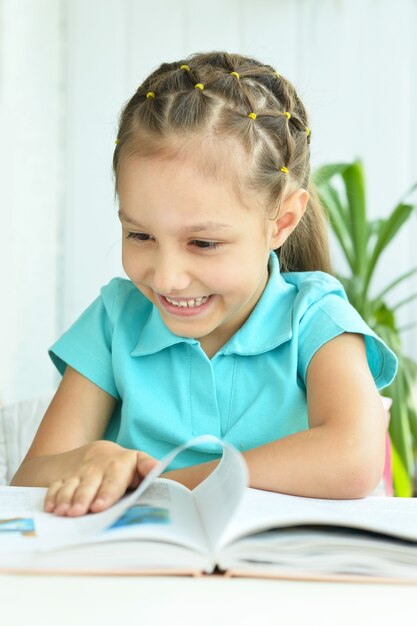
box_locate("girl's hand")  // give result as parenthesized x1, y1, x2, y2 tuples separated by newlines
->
(44, 440, 158, 517)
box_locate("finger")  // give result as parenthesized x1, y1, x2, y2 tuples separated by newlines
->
(89, 467, 134, 513)
(52, 477, 81, 516)
(44, 480, 64, 512)
(65, 473, 104, 517)
(128, 454, 157, 490)
(137, 454, 159, 477)
(136, 452, 158, 477)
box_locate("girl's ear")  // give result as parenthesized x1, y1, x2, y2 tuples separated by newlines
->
(269, 188, 309, 250)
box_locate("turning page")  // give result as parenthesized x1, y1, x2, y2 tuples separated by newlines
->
(191, 434, 248, 551)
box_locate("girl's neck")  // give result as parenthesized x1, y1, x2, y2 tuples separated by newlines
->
(198, 335, 225, 360)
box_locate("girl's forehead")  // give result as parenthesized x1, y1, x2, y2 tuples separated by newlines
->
(117, 135, 265, 213)
(117, 162, 276, 239)
(120, 156, 246, 212)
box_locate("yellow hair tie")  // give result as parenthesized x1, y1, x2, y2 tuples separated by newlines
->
(280, 166, 289, 174)
(180, 65, 191, 72)
(274, 71, 281, 78)
(248, 112, 257, 120)
(115, 138, 119, 145)
(146, 91, 155, 99)
(305, 126, 311, 137)
(283, 111, 291, 120)
(195, 83, 204, 90)
(231, 71, 240, 79)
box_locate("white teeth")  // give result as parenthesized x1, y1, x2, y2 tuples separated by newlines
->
(165, 295, 209, 308)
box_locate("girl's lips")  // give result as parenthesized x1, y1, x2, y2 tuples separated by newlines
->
(156, 294, 214, 317)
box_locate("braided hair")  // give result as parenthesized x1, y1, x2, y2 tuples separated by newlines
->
(113, 51, 331, 273)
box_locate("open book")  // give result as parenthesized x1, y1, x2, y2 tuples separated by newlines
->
(2, 435, 417, 582)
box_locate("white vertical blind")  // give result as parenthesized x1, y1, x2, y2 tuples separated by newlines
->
(1, 0, 416, 405)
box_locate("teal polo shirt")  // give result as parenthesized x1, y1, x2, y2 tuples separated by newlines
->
(49, 253, 398, 470)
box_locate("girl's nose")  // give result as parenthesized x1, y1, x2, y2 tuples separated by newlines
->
(150, 251, 192, 295)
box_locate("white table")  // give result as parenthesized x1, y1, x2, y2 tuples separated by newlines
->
(0, 574, 415, 626)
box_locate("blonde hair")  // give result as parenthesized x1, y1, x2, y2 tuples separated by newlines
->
(113, 51, 331, 273)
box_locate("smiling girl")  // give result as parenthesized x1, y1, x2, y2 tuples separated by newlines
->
(12, 52, 397, 515)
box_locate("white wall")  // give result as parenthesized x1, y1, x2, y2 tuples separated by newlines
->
(0, 0, 66, 405)
(1, 0, 416, 405)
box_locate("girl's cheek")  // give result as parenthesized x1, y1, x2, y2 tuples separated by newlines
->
(122, 255, 140, 283)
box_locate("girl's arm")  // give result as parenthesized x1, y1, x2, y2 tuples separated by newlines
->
(162, 333, 387, 499)
(11, 366, 157, 515)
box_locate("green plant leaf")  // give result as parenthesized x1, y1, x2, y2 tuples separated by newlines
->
(341, 161, 368, 277)
(312, 163, 350, 187)
(392, 291, 417, 312)
(398, 179, 417, 205)
(387, 367, 414, 481)
(316, 184, 355, 270)
(374, 265, 417, 301)
(372, 302, 396, 330)
(363, 203, 415, 297)
(403, 357, 417, 434)
(391, 443, 413, 497)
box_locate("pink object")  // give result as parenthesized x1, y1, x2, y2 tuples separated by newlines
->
(381, 396, 393, 496)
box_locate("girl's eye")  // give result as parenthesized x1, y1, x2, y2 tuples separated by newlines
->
(126, 232, 151, 242)
(192, 240, 221, 250)
(125, 233, 221, 250)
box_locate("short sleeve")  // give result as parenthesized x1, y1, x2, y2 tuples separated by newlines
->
(297, 294, 398, 390)
(48, 280, 120, 400)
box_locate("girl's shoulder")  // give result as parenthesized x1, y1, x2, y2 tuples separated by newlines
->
(281, 270, 348, 313)
(281, 269, 373, 336)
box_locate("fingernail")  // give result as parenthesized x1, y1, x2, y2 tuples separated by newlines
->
(69, 502, 84, 514)
(139, 459, 155, 473)
(54, 503, 69, 515)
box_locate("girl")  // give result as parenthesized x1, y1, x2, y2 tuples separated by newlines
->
(12, 51, 397, 516)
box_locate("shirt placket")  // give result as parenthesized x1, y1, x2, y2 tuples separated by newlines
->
(189, 345, 221, 437)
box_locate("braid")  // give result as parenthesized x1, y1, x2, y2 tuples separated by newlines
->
(113, 51, 329, 273)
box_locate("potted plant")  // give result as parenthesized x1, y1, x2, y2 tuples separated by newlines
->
(313, 160, 417, 496)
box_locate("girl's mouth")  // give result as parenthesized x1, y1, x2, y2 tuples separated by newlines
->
(157, 294, 214, 317)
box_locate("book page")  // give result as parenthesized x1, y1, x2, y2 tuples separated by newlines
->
(0, 485, 212, 574)
(31, 479, 209, 553)
(220, 526, 417, 580)
(94, 479, 208, 553)
(0, 487, 45, 552)
(218, 488, 417, 550)
(192, 439, 248, 551)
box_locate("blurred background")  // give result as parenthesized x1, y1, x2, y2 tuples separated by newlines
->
(1, 0, 416, 406)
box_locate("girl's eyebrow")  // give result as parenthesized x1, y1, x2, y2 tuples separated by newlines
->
(118, 210, 232, 232)
(181, 222, 233, 232)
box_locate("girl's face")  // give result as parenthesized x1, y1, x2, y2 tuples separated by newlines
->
(118, 150, 283, 357)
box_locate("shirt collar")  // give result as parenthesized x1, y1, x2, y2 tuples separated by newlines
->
(131, 252, 295, 357)
(130, 306, 198, 357)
